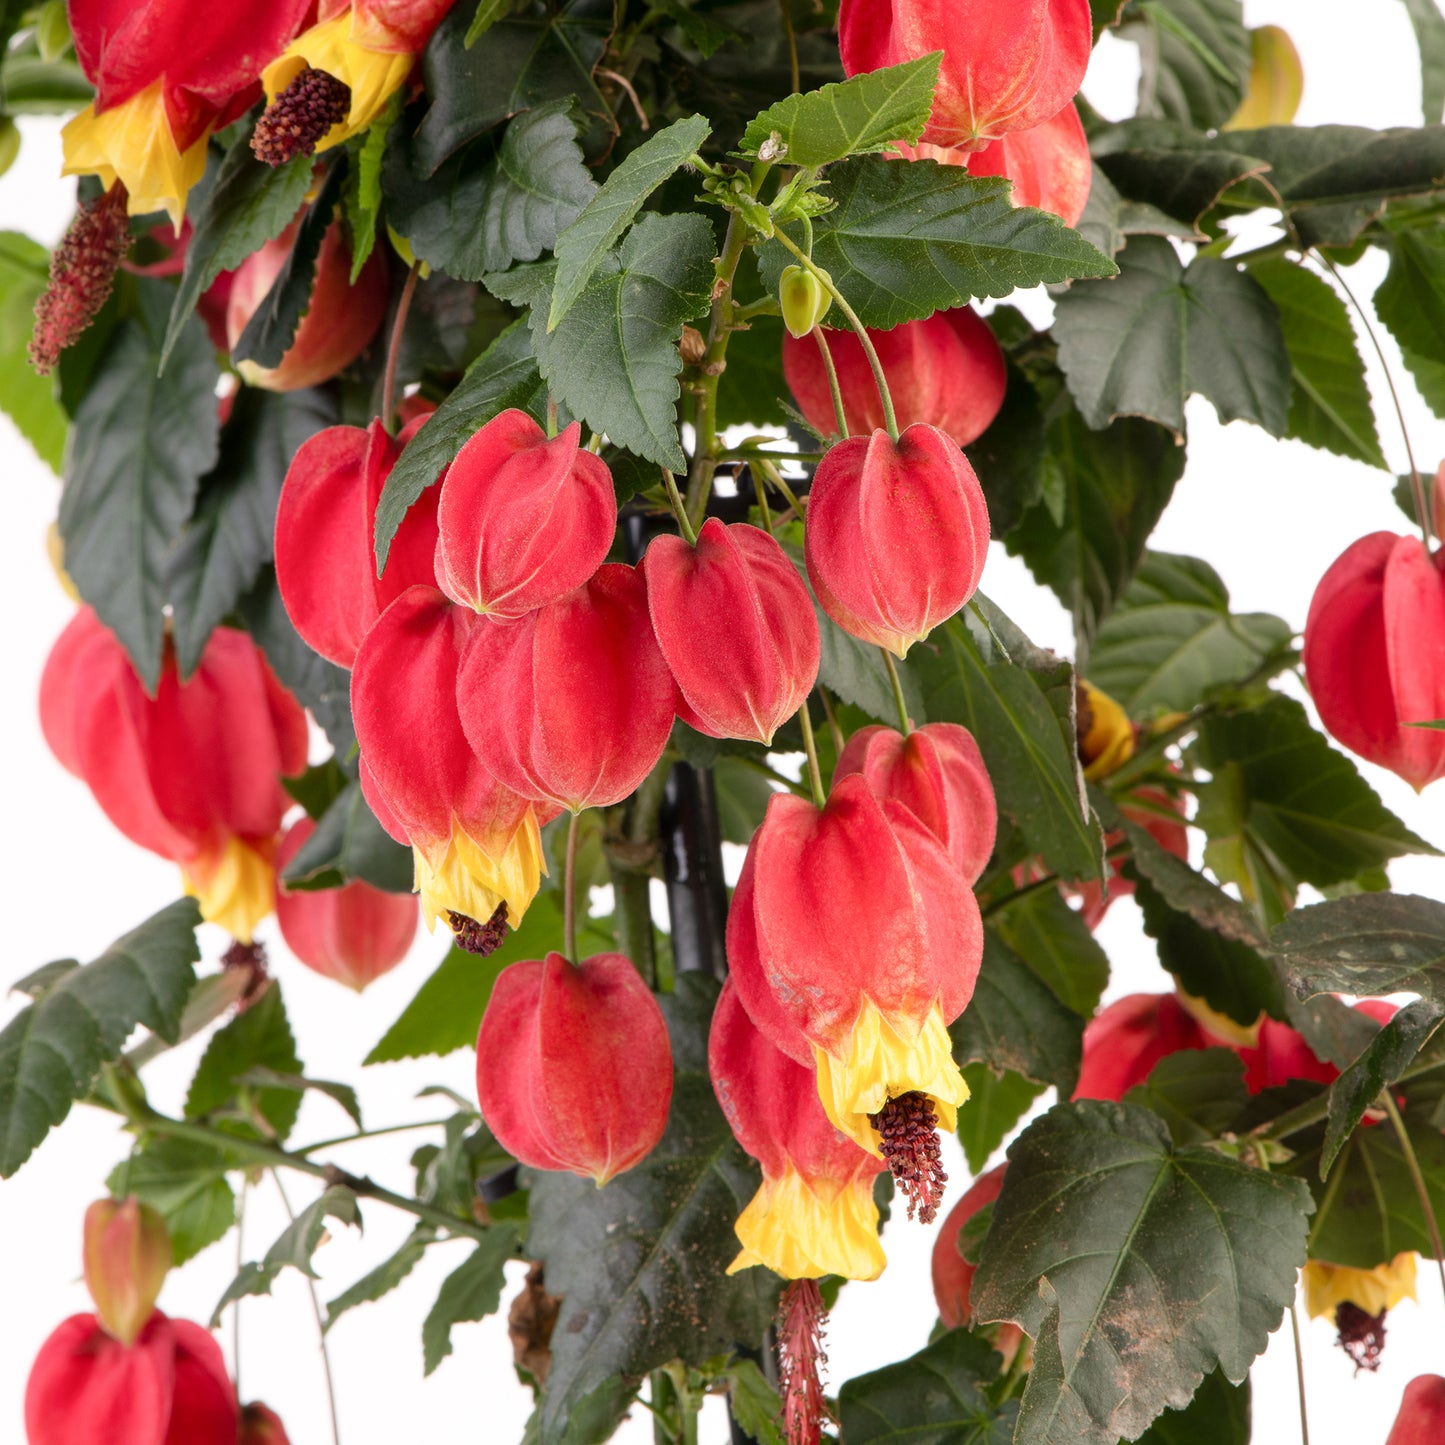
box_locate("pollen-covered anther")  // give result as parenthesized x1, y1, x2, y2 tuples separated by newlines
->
(1335, 1301, 1389, 1373)
(220, 938, 271, 1008)
(869, 1090, 947, 1224)
(29, 183, 130, 375)
(251, 67, 351, 166)
(449, 902, 509, 956)
(777, 1278, 830, 1445)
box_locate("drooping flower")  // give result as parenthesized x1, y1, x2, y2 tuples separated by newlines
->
(710, 979, 886, 1281)
(1305, 1253, 1417, 1373)
(1076, 680, 1135, 780)
(726, 774, 982, 1221)
(1387, 1375, 1445, 1443)
(433, 412, 617, 620)
(1225, 25, 1304, 130)
(82, 1198, 172, 1350)
(1302, 531, 1445, 790)
(475, 952, 673, 1183)
(351, 586, 553, 946)
(456, 564, 678, 814)
(275, 415, 442, 668)
(804, 424, 990, 658)
(834, 723, 997, 884)
(838, 0, 1093, 150)
(643, 519, 820, 744)
(239, 1403, 293, 1445)
(39, 610, 308, 940)
(274, 818, 419, 989)
(782, 309, 1006, 446)
(1072, 993, 1216, 1102)
(1236, 999, 1397, 1095)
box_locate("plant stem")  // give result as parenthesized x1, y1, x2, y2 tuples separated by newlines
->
(753, 456, 805, 518)
(810, 325, 849, 436)
(546, 391, 559, 438)
(881, 649, 911, 734)
(796, 699, 827, 808)
(233, 1178, 246, 1399)
(1289, 1303, 1311, 1445)
(295, 1119, 456, 1155)
(772, 227, 898, 440)
(752, 463, 774, 534)
(778, 0, 800, 94)
(662, 468, 699, 544)
(817, 684, 846, 760)
(381, 261, 420, 435)
(273, 1172, 342, 1445)
(564, 810, 581, 964)
(1253, 1055, 1445, 1143)
(1381, 1091, 1445, 1306)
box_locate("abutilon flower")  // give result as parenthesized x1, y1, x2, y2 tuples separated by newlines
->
(1236, 999, 1397, 1095)
(782, 308, 1006, 446)
(83, 1198, 172, 1349)
(40, 610, 308, 940)
(838, 0, 1092, 150)
(474, 952, 672, 1183)
(893, 102, 1092, 227)
(1304, 1253, 1417, 1373)
(1076, 680, 1135, 780)
(456, 564, 678, 813)
(1302, 531, 1445, 790)
(351, 586, 553, 947)
(1387, 1375, 1445, 1443)
(433, 411, 617, 620)
(726, 774, 982, 1222)
(255, 0, 459, 164)
(274, 818, 419, 989)
(226, 216, 388, 391)
(275, 415, 442, 668)
(643, 519, 820, 744)
(25, 1311, 238, 1445)
(62, 0, 310, 222)
(805, 424, 990, 658)
(1073, 992, 1217, 1102)
(710, 980, 886, 1281)
(239, 1403, 293, 1445)
(834, 723, 997, 885)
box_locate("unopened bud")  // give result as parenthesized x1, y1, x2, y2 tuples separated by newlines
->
(0, 118, 19, 180)
(778, 264, 831, 339)
(678, 325, 707, 365)
(757, 130, 787, 163)
(83, 1196, 171, 1346)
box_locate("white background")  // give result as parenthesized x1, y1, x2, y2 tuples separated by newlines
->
(3, 4, 1445, 1441)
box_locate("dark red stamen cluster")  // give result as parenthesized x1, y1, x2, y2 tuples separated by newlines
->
(29, 183, 130, 375)
(1335, 1301, 1388, 1373)
(220, 938, 270, 1009)
(869, 1090, 947, 1223)
(777, 1278, 830, 1445)
(449, 902, 509, 956)
(251, 67, 351, 166)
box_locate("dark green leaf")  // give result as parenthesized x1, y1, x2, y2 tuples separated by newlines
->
(1401, 0, 1445, 123)
(1136, 1370, 1250, 1445)
(326, 1225, 434, 1331)
(108, 1134, 236, 1265)
(0, 231, 67, 470)
(1123, 1048, 1252, 1145)
(184, 980, 303, 1140)
(1377, 226, 1445, 367)
(528, 975, 777, 1444)
(739, 53, 940, 167)
(1124, 816, 1266, 948)
(282, 757, 349, 821)
(989, 886, 1110, 1020)
(652, 0, 748, 59)
(60, 279, 220, 689)
(964, 348, 1049, 538)
(0, 899, 200, 1177)
(1053, 235, 1290, 439)
(838, 1329, 1017, 1444)
(973, 1100, 1312, 1445)
(1073, 164, 1205, 258)
(1122, 0, 1251, 131)
(342, 90, 403, 282)
(422, 1226, 520, 1373)
(725, 1360, 784, 1445)
(281, 776, 414, 893)
(1270, 892, 1445, 1000)
(957, 1065, 1044, 1174)
(759, 157, 1116, 331)
(465, 0, 531, 46)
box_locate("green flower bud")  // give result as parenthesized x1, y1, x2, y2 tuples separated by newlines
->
(779, 265, 831, 339)
(0, 118, 18, 181)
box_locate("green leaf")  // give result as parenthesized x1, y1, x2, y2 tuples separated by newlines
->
(281, 776, 414, 894)
(184, 980, 303, 1140)
(326, 1225, 434, 1331)
(465, 0, 531, 46)
(60, 279, 220, 689)
(1269, 892, 1445, 1000)
(760, 157, 1116, 331)
(838, 1329, 1018, 1444)
(724, 1360, 784, 1445)
(108, 1134, 236, 1265)
(715, 310, 788, 430)
(386, 100, 597, 282)
(652, 0, 749, 57)
(523, 212, 715, 470)
(546, 113, 710, 332)
(168, 387, 338, 677)
(1249, 257, 1386, 468)
(1123, 0, 1252, 131)
(1136, 1370, 1250, 1445)
(0, 899, 201, 1177)
(1086, 550, 1294, 715)
(1401, 0, 1445, 123)
(422, 1225, 520, 1373)
(374, 317, 548, 571)
(342, 89, 403, 282)
(238, 1069, 363, 1130)
(1123, 1048, 1252, 1146)
(1074, 163, 1205, 258)
(739, 53, 940, 167)
(972, 1100, 1312, 1445)
(164, 145, 313, 370)
(528, 975, 777, 1445)
(958, 1065, 1045, 1174)
(1124, 817, 1266, 947)
(1377, 226, 1445, 367)
(1008, 412, 1187, 647)
(0, 231, 67, 470)
(989, 886, 1110, 1020)
(1053, 235, 1291, 439)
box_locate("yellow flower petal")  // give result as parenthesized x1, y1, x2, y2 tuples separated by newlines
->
(182, 836, 275, 942)
(1079, 680, 1135, 780)
(1303, 1253, 1417, 1322)
(813, 1000, 970, 1155)
(728, 1166, 885, 1282)
(414, 810, 546, 933)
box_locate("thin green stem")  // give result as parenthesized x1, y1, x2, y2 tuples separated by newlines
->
(1289, 1304, 1311, 1445)
(546, 392, 559, 439)
(564, 810, 581, 964)
(773, 227, 898, 440)
(810, 325, 849, 437)
(718, 445, 820, 464)
(662, 469, 699, 544)
(273, 1172, 342, 1445)
(735, 295, 782, 322)
(753, 457, 804, 518)
(381, 261, 420, 435)
(778, 0, 799, 94)
(796, 699, 827, 808)
(233, 1178, 246, 1399)
(1382, 1091, 1445, 1307)
(753, 464, 774, 535)
(295, 1118, 456, 1155)
(881, 649, 910, 734)
(817, 684, 846, 761)
(1253, 1055, 1445, 1143)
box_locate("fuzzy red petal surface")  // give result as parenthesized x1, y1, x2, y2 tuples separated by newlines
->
(931, 1164, 1006, 1328)
(163, 1319, 238, 1445)
(1387, 1375, 1445, 1444)
(1074, 993, 1214, 1102)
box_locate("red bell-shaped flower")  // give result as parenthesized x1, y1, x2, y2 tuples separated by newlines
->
(1303, 531, 1445, 790)
(475, 952, 672, 1184)
(456, 564, 677, 813)
(274, 818, 419, 990)
(40, 610, 308, 940)
(805, 424, 990, 657)
(782, 309, 1006, 446)
(643, 519, 820, 744)
(1073, 993, 1216, 1102)
(26, 1312, 237, 1445)
(227, 216, 387, 392)
(932, 1165, 1006, 1329)
(1236, 999, 1397, 1095)
(83, 1198, 172, 1350)
(839, 0, 1092, 150)
(434, 412, 617, 620)
(835, 723, 996, 885)
(1387, 1376, 1445, 1444)
(275, 416, 441, 668)
(351, 586, 552, 944)
(239, 1403, 292, 1445)
(710, 979, 886, 1281)
(727, 774, 981, 1221)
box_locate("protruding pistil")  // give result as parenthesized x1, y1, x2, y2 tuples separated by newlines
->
(777, 1278, 830, 1445)
(869, 1090, 947, 1224)
(251, 67, 351, 166)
